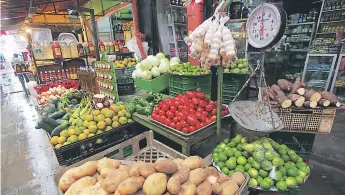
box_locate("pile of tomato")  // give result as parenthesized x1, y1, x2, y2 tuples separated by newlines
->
(151, 91, 230, 134)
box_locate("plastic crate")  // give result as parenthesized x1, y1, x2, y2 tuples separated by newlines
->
(169, 74, 211, 97)
(251, 188, 300, 195)
(115, 68, 126, 78)
(52, 122, 140, 166)
(134, 73, 169, 92)
(124, 66, 136, 77)
(54, 131, 249, 195)
(222, 73, 249, 104)
(269, 132, 315, 159)
(273, 107, 336, 133)
(117, 77, 135, 95)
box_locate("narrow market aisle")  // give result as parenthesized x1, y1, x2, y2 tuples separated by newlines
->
(1, 74, 59, 195)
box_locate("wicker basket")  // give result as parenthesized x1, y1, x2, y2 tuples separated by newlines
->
(273, 107, 336, 133)
(54, 131, 249, 195)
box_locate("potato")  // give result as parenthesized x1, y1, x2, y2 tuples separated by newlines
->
(206, 175, 218, 184)
(172, 165, 190, 184)
(97, 157, 120, 172)
(117, 176, 145, 195)
(212, 183, 222, 194)
(167, 177, 181, 194)
(143, 173, 168, 195)
(59, 167, 80, 191)
(139, 163, 156, 178)
(114, 190, 120, 195)
(231, 172, 245, 185)
(155, 158, 178, 174)
(102, 169, 130, 193)
(65, 176, 97, 195)
(188, 168, 207, 186)
(204, 167, 219, 177)
(217, 173, 230, 184)
(173, 158, 184, 165)
(73, 161, 98, 179)
(100, 168, 113, 178)
(129, 161, 145, 177)
(182, 156, 203, 170)
(133, 190, 146, 195)
(118, 164, 130, 172)
(220, 180, 238, 195)
(196, 180, 212, 195)
(79, 184, 108, 195)
(178, 182, 196, 195)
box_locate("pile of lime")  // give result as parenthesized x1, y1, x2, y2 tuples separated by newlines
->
(212, 135, 310, 191)
(170, 62, 210, 76)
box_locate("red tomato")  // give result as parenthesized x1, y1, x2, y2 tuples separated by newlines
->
(195, 122, 201, 129)
(222, 105, 227, 110)
(161, 104, 169, 111)
(195, 112, 202, 120)
(211, 109, 217, 116)
(151, 114, 157, 120)
(152, 109, 159, 115)
(197, 107, 205, 112)
(205, 118, 211, 124)
(178, 105, 184, 112)
(191, 98, 199, 105)
(202, 111, 208, 117)
(189, 108, 195, 114)
(196, 92, 205, 99)
(181, 121, 187, 127)
(185, 91, 196, 99)
(205, 104, 214, 112)
(186, 115, 197, 126)
(210, 115, 217, 122)
(176, 122, 182, 131)
(170, 122, 176, 128)
(172, 117, 179, 123)
(166, 111, 174, 119)
(189, 126, 196, 132)
(222, 110, 227, 117)
(182, 127, 189, 133)
(158, 102, 164, 109)
(177, 112, 187, 121)
(159, 110, 165, 116)
(200, 116, 206, 122)
(170, 106, 177, 113)
(198, 99, 207, 107)
(174, 101, 180, 107)
(200, 122, 205, 127)
(165, 118, 171, 125)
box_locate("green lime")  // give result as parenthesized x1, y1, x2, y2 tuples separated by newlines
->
(296, 162, 307, 169)
(281, 154, 290, 162)
(251, 161, 261, 170)
(248, 157, 255, 163)
(212, 152, 219, 159)
(297, 157, 304, 162)
(228, 141, 236, 147)
(279, 167, 287, 176)
(289, 154, 299, 163)
(248, 168, 259, 178)
(295, 176, 304, 185)
(225, 159, 237, 170)
(243, 143, 254, 153)
(259, 180, 271, 190)
(259, 169, 268, 178)
(248, 178, 258, 188)
(288, 149, 296, 156)
(264, 150, 275, 161)
(236, 143, 243, 151)
(221, 167, 230, 175)
(218, 153, 228, 162)
(228, 170, 234, 177)
(274, 171, 283, 181)
(217, 161, 225, 168)
(213, 156, 219, 163)
(237, 156, 247, 165)
(242, 151, 249, 158)
(276, 181, 287, 191)
(234, 151, 242, 157)
(244, 163, 252, 171)
(218, 143, 227, 150)
(235, 165, 245, 173)
(299, 166, 310, 175)
(223, 138, 230, 144)
(264, 177, 274, 187)
(225, 149, 234, 157)
(298, 170, 308, 178)
(285, 177, 297, 189)
(257, 176, 263, 185)
(240, 137, 247, 144)
(232, 134, 243, 144)
(287, 167, 299, 177)
(272, 157, 284, 166)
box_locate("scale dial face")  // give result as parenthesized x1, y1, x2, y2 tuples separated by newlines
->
(247, 3, 285, 49)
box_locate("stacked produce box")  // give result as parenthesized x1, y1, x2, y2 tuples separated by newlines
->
(95, 61, 119, 101)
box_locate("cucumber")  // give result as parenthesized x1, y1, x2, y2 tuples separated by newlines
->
(56, 119, 68, 124)
(42, 116, 60, 128)
(36, 120, 54, 133)
(43, 106, 57, 114)
(62, 113, 69, 120)
(49, 111, 67, 119)
(51, 121, 69, 137)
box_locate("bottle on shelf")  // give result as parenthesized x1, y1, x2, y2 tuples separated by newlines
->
(61, 42, 72, 59)
(99, 41, 105, 52)
(83, 41, 90, 56)
(57, 70, 62, 80)
(109, 40, 114, 54)
(89, 41, 95, 56)
(52, 41, 63, 59)
(62, 69, 67, 79)
(40, 71, 45, 82)
(118, 40, 123, 52)
(77, 43, 85, 57)
(104, 41, 110, 54)
(66, 69, 70, 79)
(114, 40, 119, 52)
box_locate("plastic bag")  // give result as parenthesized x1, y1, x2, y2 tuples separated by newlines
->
(126, 37, 148, 61)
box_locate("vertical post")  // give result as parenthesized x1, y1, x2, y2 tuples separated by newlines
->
(90, 10, 100, 61)
(216, 65, 224, 144)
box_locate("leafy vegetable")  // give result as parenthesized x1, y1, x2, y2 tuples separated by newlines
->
(151, 67, 161, 78)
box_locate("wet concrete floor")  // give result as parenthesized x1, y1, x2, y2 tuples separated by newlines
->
(1, 73, 345, 195)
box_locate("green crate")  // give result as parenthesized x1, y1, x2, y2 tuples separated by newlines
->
(269, 132, 315, 159)
(134, 73, 169, 92)
(222, 73, 249, 104)
(169, 74, 211, 97)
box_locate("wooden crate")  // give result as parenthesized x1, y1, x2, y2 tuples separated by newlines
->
(274, 107, 337, 133)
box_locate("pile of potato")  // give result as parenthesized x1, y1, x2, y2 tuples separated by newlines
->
(58, 156, 246, 195)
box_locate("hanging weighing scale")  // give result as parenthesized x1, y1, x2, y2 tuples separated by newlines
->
(228, 3, 287, 132)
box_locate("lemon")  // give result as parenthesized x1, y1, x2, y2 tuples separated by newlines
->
(118, 111, 125, 117)
(96, 130, 104, 135)
(112, 121, 120, 128)
(119, 117, 127, 125)
(92, 110, 101, 116)
(88, 133, 95, 138)
(109, 104, 116, 112)
(106, 126, 112, 131)
(128, 119, 134, 123)
(125, 112, 131, 119)
(68, 126, 76, 130)
(63, 141, 71, 146)
(101, 108, 109, 115)
(68, 135, 78, 143)
(84, 114, 93, 122)
(68, 128, 76, 136)
(82, 120, 89, 128)
(83, 129, 90, 135)
(105, 118, 112, 125)
(113, 106, 120, 113)
(105, 110, 115, 118)
(50, 136, 59, 145)
(89, 125, 98, 133)
(96, 114, 105, 122)
(112, 115, 119, 121)
(88, 121, 96, 127)
(78, 133, 87, 141)
(97, 121, 107, 130)
(58, 136, 67, 144)
(119, 105, 126, 110)
(55, 144, 63, 149)
(60, 130, 69, 137)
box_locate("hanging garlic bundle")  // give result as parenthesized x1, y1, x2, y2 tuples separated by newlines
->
(188, 0, 237, 68)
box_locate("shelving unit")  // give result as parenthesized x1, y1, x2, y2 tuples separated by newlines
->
(166, 3, 188, 60)
(285, 22, 316, 50)
(331, 54, 345, 104)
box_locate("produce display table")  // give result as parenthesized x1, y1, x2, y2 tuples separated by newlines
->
(132, 113, 217, 155)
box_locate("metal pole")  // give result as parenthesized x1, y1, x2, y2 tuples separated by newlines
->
(90, 11, 100, 61)
(216, 65, 224, 144)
